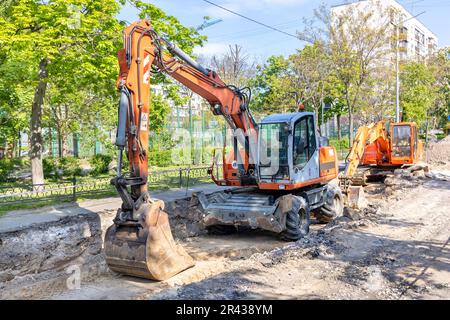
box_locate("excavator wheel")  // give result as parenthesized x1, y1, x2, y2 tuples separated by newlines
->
(315, 185, 344, 223)
(104, 200, 195, 281)
(282, 195, 310, 241)
(206, 225, 237, 235)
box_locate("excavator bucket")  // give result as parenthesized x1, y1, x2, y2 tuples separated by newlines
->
(346, 186, 368, 210)
(104, 200, 195, 281)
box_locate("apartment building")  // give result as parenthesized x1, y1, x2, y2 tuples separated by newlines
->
(331, 0, 438, 60)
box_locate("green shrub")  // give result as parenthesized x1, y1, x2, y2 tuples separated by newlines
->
(148, 150, 172, 167)
(43, 157, 58, 177)
(43, 157, 82, 178)
(0, 159, 15, 182)
(59, 156, 82, 176)
(329, 138, 350, 150)
(90, 154, 112, 175)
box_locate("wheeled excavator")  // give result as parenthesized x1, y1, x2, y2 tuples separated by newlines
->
(340, 120, 423, 191)
(105, 20, 344, 281)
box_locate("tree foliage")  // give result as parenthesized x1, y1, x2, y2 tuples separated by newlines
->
(400, 61, 437, 126)
(250, 55, 293, 115)
(0, 0, 205, 181)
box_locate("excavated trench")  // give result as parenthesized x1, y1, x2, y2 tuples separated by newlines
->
(0, 196, 284, 299)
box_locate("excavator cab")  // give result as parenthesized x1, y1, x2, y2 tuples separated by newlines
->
(257, 112, 338, 190)
(390, 123, 422, 164)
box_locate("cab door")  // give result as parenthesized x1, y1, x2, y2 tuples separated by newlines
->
(391, 124, 413, 165)
(291, 115, 320, 183)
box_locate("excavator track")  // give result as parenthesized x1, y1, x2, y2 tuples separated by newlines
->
(349, 169, 369, 186)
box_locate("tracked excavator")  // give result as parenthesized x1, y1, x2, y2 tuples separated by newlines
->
(105, 20, 344, 281)
(340, 120, 423, 192)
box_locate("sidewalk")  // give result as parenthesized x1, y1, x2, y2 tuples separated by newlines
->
(0, 183, 230, 233)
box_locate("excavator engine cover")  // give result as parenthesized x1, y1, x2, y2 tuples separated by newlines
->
(104, 200, 195, 281)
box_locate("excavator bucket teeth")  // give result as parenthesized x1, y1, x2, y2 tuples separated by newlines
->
(104, 201, 195, 281)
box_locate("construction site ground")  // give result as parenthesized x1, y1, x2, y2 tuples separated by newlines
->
(1, 146, 449, 299)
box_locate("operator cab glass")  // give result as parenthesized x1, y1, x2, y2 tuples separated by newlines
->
(392, 125, 411, 157)
(293, 115, 316, 169)
(259, 123, 289, 179)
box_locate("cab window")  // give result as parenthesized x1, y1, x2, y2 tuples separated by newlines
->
(293, 115, 316, 168)
(392, 125, 411, 157)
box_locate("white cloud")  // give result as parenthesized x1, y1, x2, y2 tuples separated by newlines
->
(194, 42, 229, 56)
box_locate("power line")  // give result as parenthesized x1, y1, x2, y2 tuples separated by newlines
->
(201, 0, 300, 40)
(208, 19, 300, 40)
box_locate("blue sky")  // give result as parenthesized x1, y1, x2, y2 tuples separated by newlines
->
(118, 0, 450, 61)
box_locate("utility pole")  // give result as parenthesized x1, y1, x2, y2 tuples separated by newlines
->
(391, 11, 425, 123)
(395, 24, 400, 123)
(321, 102, 324, 135)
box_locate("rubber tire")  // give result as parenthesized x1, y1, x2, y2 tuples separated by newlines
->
(316, 185, 344, 223)
(206, 225, 237, 235)
(282, 196, 310, 241)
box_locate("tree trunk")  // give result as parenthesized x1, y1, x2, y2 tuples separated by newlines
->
(30, 58, 49, 187)
(314, 106, 320, 134)
(62, 131, 69, 156)
(48, 128, 53, 157)
(348, 108, 354, 146)
(18, 131, 22, 158)
(188, 91, 194, 164)
(337, 114, 342, 140)
(12, 139, 16, 158)
(57, 125, 62, 158)
(73, 133, 79, 157)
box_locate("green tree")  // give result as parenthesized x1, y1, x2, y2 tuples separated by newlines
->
(400, 61, 437, 126)
(323, 73, 348, 140)
(289, 42, 331, 130)
(298, 2, 393, 145)
(0, 0, 205, 184)
(250, 55, 292, 115)
(0, 0, 123, 185)
(428, 48, 450, 129)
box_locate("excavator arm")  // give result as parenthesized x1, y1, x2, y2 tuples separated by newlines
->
(116, 20, 257, 194)
(105, 20, 258, 281)
(343, 121, 388, 177)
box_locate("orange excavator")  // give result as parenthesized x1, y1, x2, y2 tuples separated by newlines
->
(105, 20, 343, 281)
(340, 120, 423, 190)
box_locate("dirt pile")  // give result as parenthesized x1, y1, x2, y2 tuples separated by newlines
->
(164, 197, 208, 240)
(0, 213, 107, 299)
(426, 136, 450, 166)
(151, 211, 381, 300)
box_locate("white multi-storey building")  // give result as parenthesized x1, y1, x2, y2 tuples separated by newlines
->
(331, 0, 438, 61)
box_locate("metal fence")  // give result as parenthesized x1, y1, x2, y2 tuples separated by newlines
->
(0, 166, 211, 206)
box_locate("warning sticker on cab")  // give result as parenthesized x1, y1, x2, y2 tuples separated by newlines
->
(140, 113, 148, 131)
